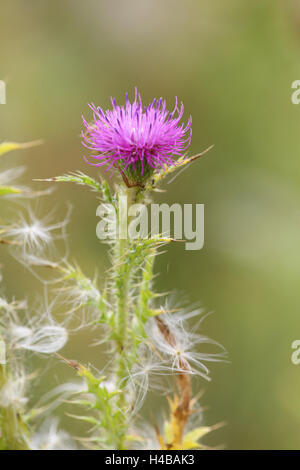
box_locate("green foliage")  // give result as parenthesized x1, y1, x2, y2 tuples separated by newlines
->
(37, 171, 115, 205)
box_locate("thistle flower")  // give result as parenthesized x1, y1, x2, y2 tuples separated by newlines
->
(82, 88, 192, 185)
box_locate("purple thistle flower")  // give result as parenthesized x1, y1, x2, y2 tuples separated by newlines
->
(82, 88, 192, 182)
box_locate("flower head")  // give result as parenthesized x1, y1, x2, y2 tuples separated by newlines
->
(82, 88, 192, 184)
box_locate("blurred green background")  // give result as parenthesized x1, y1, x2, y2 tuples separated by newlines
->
(1, 0, 300, 449)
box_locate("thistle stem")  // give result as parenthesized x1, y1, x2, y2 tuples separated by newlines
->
(114, 186, 135, 449)
(115, 235, 129, 386)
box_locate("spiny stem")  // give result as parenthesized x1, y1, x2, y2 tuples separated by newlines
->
(113, 186, 136, 449)
(138, 250, 155, 322)
(115, 235, 129, 386)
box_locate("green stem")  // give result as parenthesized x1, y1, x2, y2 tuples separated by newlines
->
(112, 186, 151, 449)
(114, 186, 135, 449)
(115, 236, 129, 387)
(138, 250, 155, 322)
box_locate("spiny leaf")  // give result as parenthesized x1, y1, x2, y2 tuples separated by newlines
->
(36, 172, 103, 192)
(65, 399, 95, 408)
(181, 422, 224, 450)
(65, 413, 100, 426)
(145, 145, 214, 191)
(185, 426, 214, 440)
(164, 421, 174, 444)
(35, 172, 115, 205)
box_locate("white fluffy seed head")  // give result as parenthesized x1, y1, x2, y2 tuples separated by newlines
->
(146, 307, 227, 381)
(0, 297, 68, 355)
(3, 207, 70, 257)
(12, 325, 68, 354)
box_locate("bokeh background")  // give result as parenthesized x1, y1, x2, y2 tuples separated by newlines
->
(1, 0, 300, 450)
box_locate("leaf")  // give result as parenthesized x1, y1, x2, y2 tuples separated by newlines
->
(65, 413, 99, 426)
(0, 185, 52, 198)
(65, 399, 94, 408)
(35, 172, 115, 205)
(0, 140, 43, 157)
(36, 172, 104, 192)
(145, 145, 214, 190)
(181, 422, 225, 450)
(163, 421, 174, 444)
(181, 426, 211, 449)
(0, 186, 22, 196)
